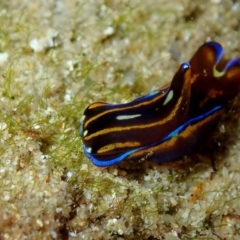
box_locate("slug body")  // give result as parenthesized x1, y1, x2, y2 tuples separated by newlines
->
(80, 42, 240, 167)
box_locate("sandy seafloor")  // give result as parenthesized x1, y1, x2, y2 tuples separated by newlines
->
(0, 0, 240, 239)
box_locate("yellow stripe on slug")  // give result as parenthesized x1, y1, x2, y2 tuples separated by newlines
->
(97, 141, 141, 154)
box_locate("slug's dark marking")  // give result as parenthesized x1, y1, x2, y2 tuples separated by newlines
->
(80, 42, 240, 167)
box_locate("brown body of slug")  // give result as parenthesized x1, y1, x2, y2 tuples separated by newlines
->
(80, 42, 240, 167)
